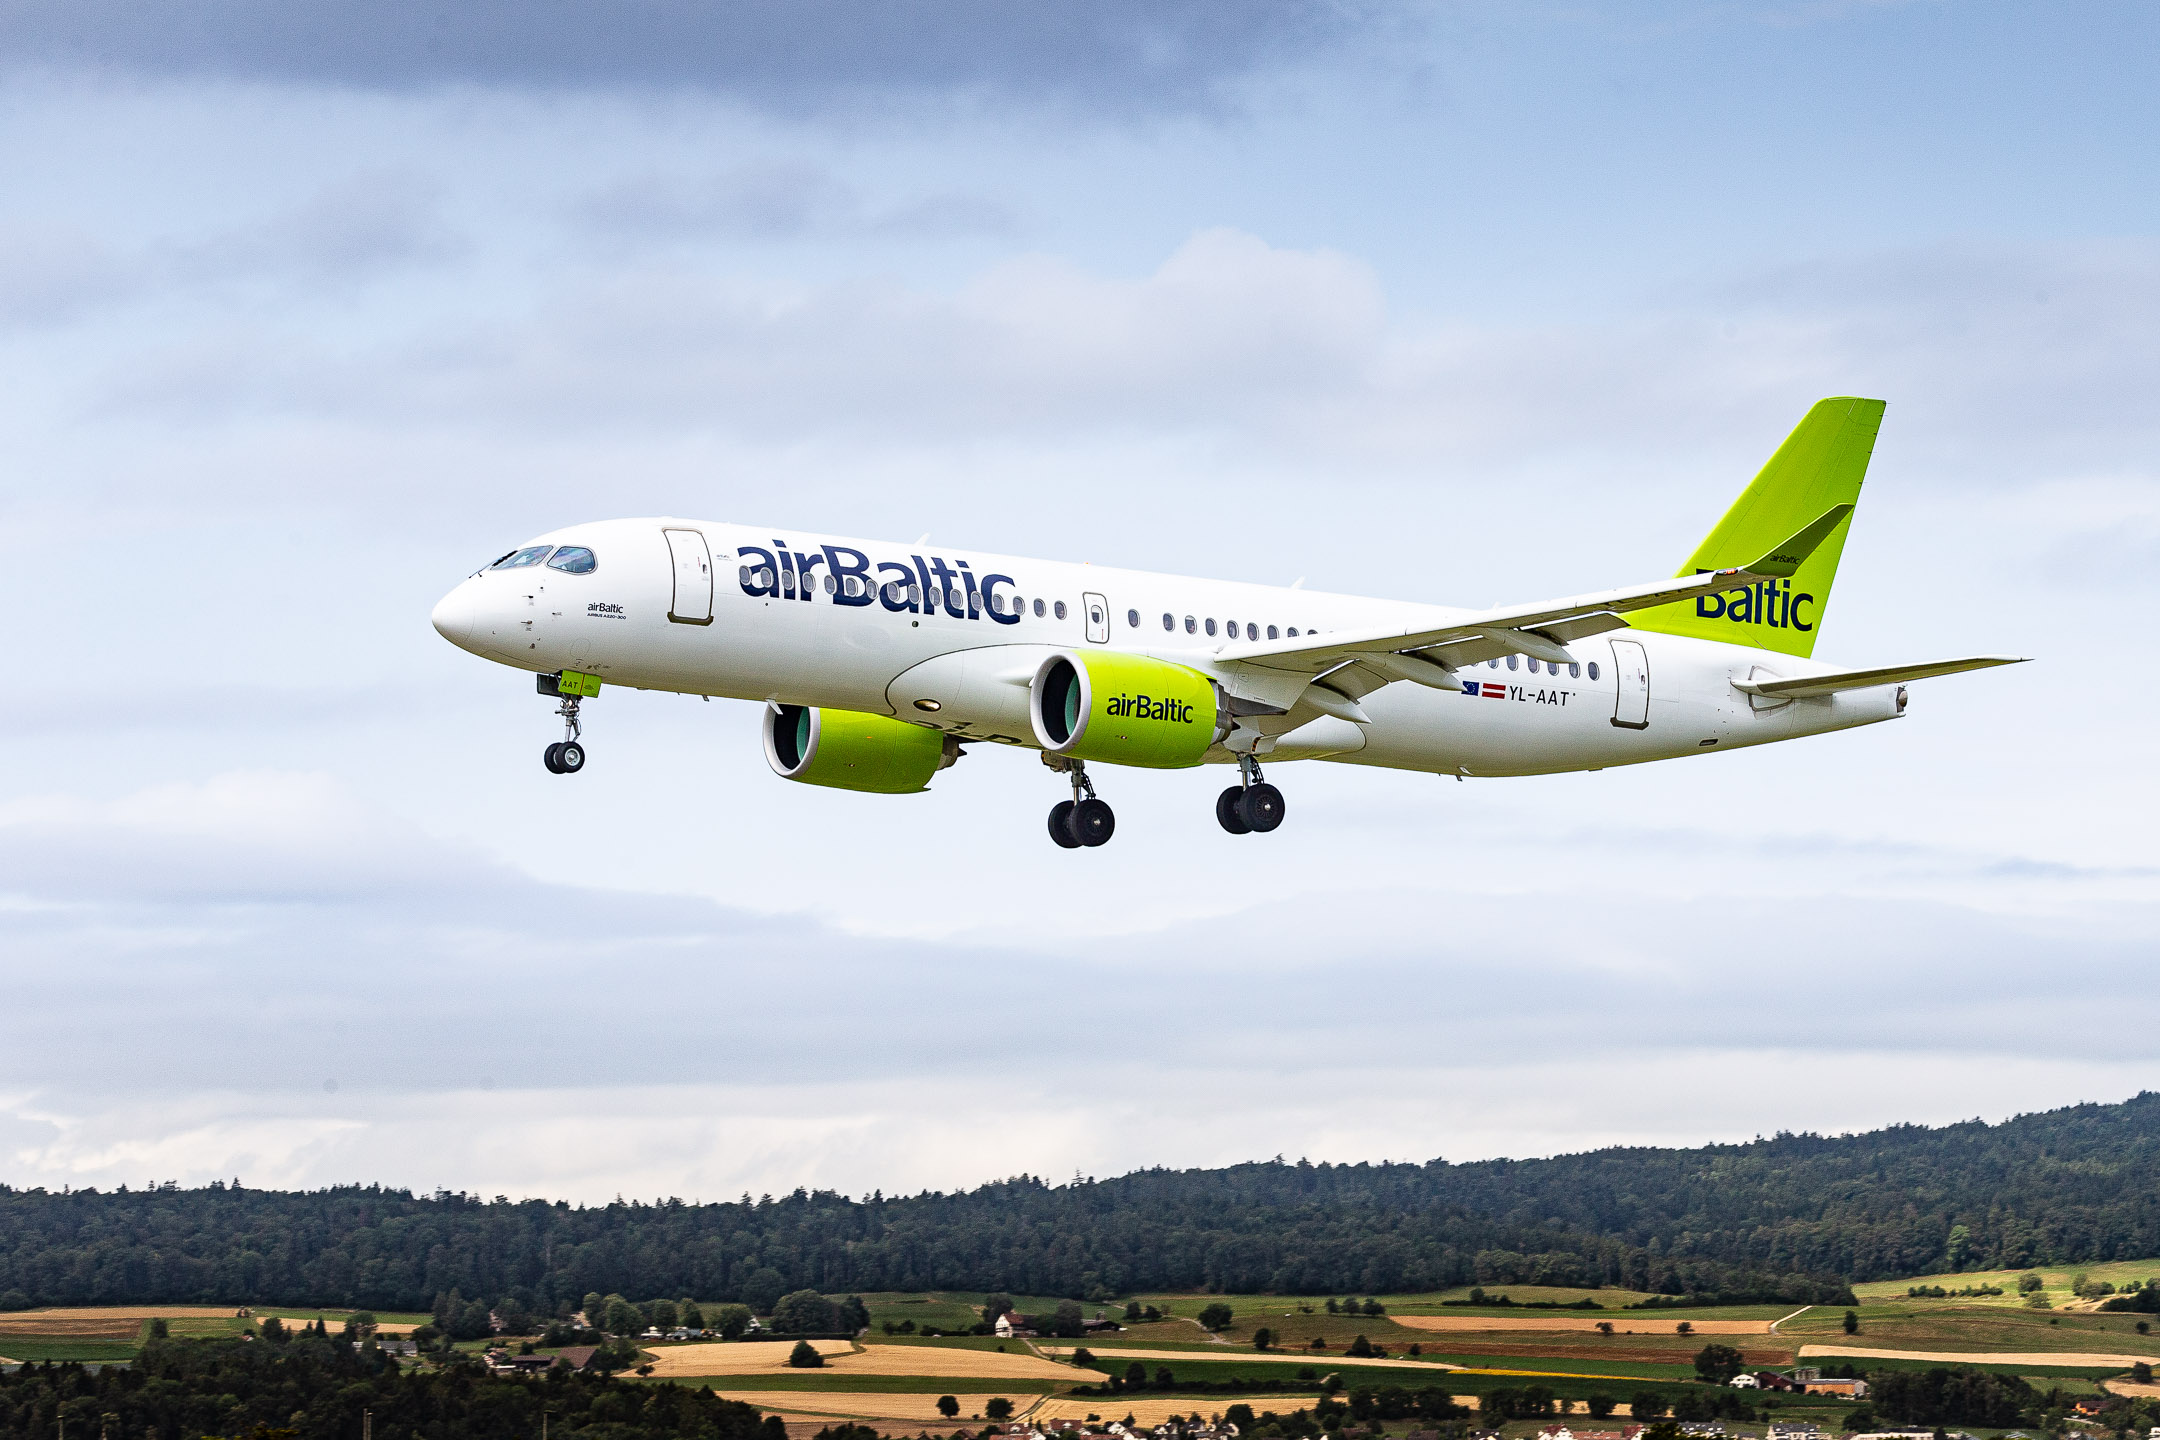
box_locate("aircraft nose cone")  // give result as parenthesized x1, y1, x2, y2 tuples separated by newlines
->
(431, 585, 477, 650)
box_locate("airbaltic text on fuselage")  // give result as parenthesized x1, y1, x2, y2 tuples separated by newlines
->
(1696, 574, 1815, 632)
(736, 541, 1021, 624)
(1105, 693, 1195, 724)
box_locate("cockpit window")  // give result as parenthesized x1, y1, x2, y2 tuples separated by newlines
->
(490, 545, 553, 570)
(546, 546, 597, 574)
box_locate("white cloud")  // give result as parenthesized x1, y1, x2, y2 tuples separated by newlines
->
(0, 768, 2153, 1199)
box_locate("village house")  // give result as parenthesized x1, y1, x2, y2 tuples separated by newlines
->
(1804, 1378, 1868, 1399)
(552, 1346, 609, 1372)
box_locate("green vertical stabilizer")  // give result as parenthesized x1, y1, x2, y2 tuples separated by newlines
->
(1629, 396, 1884, 658)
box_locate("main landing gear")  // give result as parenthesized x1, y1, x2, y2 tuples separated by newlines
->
(1217, 754, 1285, 835)
(542, 689, 586, 775)
(1045, 757, 1115, 849)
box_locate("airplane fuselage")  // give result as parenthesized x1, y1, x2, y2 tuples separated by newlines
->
(430, 516, 1900, 781)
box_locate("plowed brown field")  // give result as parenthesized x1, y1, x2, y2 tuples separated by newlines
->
(1432, 1342, 1794, 1366)
(709, 1392, 1038, 1424)
(642, 1340, 1072, 1380)
(1395, 1316, 1773, 1335)
(1045, 1346, 1456, 1374)
(1800, 1344, 2160, 1368)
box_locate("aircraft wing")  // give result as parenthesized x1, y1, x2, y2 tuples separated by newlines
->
(1732, 655, 2029, 698)
(1212, 506, 1856, 709)
(1215, 570, 1746, 683)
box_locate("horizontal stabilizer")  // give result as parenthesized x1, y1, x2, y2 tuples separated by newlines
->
(1743, 503, 1855, 578)
(1733, 655, 2029, 699)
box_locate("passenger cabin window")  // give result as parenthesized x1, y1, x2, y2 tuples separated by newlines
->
(1588, 661, 1601, 680)
(491, 545, 552, 570)
(1568, 662, 1581, 678)
(1053, 600, 1067, 620)
(1184, 615, 1197, 633)
(1286, 627, 1298, 637)
(1266, 624, 1278, 640)
(1204, 618, 1217, 636)
(1507, 655, 1519, 670)
(1162, 612, 1174, 631)
(1246, 622, 1258, 641)
(545, 546, 597, 574)
(1033, 599, 1046, 618)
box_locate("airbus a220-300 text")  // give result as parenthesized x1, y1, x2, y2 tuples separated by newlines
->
(431, 399, 2024, 847)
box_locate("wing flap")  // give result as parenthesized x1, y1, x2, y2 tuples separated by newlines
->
(1733, 655, 2029, 698)
(1217, 568, 1750, 671)
(1219, 504, 1852, 674)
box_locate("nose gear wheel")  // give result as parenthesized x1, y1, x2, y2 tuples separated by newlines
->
(542, 684, 588, 774)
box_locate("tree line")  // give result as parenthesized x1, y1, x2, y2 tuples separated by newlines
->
(0, 1331, 779, 1440)
(0, 1092, 2154, 1310)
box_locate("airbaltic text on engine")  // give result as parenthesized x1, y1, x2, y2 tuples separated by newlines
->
(1105, 694, 1195, 724)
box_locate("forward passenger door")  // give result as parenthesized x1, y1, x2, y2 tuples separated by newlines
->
(665, 528, 713, 625)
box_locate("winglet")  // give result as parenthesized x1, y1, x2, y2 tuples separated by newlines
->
(1742, 503, 1855, 578)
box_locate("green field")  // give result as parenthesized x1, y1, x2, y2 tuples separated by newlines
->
(1850, 1260, 2160, 1310)
(1783, 1301, 2160, 1351)
(0, 1338, 143, 1363)
(859, 1293, 1078, 1333)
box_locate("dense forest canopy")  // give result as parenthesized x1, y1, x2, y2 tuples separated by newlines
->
(0, 1093, 2154, 1312)
(0, 1331, 780, 1440)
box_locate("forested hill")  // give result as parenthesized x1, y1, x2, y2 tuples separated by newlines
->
(1, 1093, 2155, 1313)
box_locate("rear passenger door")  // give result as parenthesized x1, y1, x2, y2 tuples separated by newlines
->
(1609, 638, 1649, 728)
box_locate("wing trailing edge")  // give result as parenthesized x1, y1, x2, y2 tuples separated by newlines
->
(1732, 655, 2029, 699)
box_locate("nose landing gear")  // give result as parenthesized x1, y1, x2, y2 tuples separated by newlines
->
(1217, 754, 1285, 834)
(540, 678, 587, 774)
(1045, 756, 1114, 848)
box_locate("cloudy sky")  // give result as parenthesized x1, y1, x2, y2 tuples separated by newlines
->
(3, 1, 2156, 1205)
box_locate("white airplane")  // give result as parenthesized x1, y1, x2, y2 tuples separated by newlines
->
(431, 398, 2023, 847)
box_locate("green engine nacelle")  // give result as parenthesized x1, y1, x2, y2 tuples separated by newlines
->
(1029, 650, 1223, 768)
(763, 704, 948, 793)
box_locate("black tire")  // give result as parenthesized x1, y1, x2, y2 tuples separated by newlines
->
(558, 741, 586, 773)
(1237, 782, 1285, 832)
(1072, 797, 1115, 847)
(543, 742, 565, 773)
(1216, 786, 1251, 834)
(1048, 800, 1083, 849)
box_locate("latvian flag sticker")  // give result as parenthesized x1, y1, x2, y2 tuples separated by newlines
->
(1461, 681, 1507, 699)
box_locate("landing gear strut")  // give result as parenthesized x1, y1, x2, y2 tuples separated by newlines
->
(1217, 753, 1284, 834)
(543, 691, 586, 774)
(1046, 757, 1114, 848)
